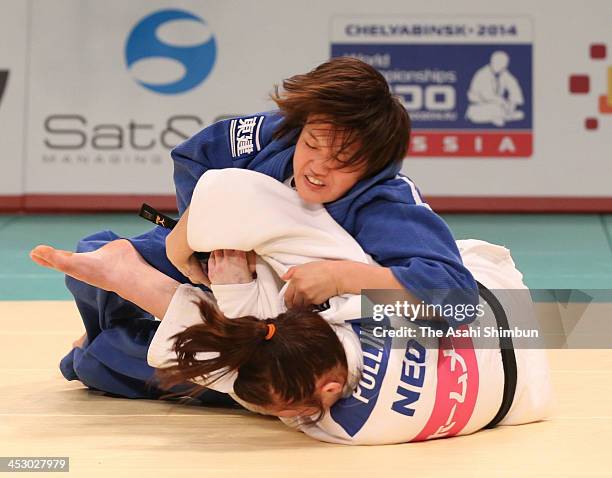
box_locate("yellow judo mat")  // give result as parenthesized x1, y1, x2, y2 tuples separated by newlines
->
(1, 300, 611, 477)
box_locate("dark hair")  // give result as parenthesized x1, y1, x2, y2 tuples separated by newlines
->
(271, 56, 411, 179)
(154, 297, 347, 420)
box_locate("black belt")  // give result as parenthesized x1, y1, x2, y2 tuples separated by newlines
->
(477, 280, 518, 429)
(138, 203, 210, 262)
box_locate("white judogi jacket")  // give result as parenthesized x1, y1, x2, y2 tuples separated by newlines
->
(147, 169, 553, 445)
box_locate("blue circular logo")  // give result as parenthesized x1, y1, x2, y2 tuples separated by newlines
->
(125, 9, 216, 95)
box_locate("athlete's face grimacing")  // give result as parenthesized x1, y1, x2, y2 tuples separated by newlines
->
(293, 118, 366, 204)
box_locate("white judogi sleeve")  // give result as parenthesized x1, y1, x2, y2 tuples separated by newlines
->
(186, 169, 372, 274)
(146, 283, 237, 394)
(147, 284, 211, 369)
(209, 255, 286, 319)
(209, 281, 264, 318)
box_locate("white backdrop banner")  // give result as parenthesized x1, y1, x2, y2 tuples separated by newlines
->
(0, 0, 611, 211)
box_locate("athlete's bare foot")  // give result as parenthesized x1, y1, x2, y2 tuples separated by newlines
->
(29, 239, 146, 294)
(72, 332, 87, 349)
(31, 238, 181, 320)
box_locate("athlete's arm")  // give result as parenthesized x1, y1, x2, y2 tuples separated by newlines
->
(353, 199, 479, 327)
(333, 260, 408, 292)
(165, 206, 210, 286)
(282, 259, 419, 308)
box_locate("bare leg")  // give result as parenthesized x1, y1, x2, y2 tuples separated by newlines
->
(30, 239, 180, 319)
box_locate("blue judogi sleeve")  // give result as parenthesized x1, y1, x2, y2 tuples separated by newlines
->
(353, 199, 479, 328)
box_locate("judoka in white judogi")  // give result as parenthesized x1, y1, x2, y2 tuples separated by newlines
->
(147, 169, 553, 445)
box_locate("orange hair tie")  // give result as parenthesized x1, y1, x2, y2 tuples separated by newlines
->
(264, 323, 276, 340)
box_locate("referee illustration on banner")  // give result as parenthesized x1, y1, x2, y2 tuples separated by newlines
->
(466, 51, 525, 127)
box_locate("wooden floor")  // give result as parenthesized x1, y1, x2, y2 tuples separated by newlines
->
(1, 301, 611, 477)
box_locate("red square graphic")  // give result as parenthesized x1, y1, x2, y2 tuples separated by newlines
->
(585, 118, 598, 130)
(590, 44, 607, 59)
(569, 75, 590, 94)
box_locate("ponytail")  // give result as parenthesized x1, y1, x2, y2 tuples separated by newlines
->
(153, 298, 347, 418)
(155, 298, 275, 391)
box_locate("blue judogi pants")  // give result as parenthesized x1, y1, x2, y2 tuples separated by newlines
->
(58, 226, 236, 406)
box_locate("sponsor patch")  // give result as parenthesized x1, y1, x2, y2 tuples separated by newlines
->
(230, 115, 265, 158)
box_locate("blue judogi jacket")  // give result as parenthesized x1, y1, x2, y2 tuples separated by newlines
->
(171, 111, 479, 327)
